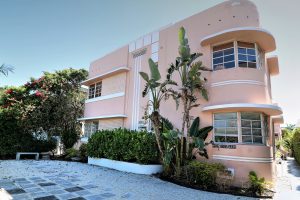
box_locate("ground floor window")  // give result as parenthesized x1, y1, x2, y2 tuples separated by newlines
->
(84, 121, 99, 138)
(214, 112, 265, 144)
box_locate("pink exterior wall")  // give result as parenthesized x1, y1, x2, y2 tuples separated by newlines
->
(81, 0, 283, 185)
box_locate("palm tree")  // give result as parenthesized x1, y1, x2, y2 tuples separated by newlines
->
(0, 64, 14, 76)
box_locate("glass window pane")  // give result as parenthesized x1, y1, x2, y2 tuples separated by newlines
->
(252, 121, 261, 128)
(214, 120, 226, 127)
(224, 61, 235, 68)
(213, 57, 223, 64)
(238, 61, 247, 68)
(242, 128, 251, 135)
(226, 120, 237, 127)
(247, 48, 256, 55)
(248, 55, 256, 62)
(224, 48, 234, 55)
(241, 120, 251, 127)
(226, 137, 238, 143)
(214, 64, 224, 71)
(253, 136, 263, 144)
(241, 112, 261, 120)
(224, 55, 234, 62)
(238, 54, 247, 61)
(215, 136, 226, 142)
(213, 51, 223, 58)
(226, 127, 238, 135)
(238, 47, 246, 54)
(248, 62, 257, 68)
(242, 136, 252, 143)
(252, 128, 262, 136)
(215, 128, 226, 134)
(214, 113, 237, 120)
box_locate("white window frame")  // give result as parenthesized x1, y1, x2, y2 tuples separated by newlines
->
(88, 81, 102, 99)
(84, 121, 99, 138)
(213, 112, 266, 145)
(211, 41, 261, 71)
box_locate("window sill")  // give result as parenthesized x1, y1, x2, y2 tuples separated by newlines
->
(213, 142, 266, 146)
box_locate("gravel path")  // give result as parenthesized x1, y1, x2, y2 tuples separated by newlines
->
(0, 160, 255, 200)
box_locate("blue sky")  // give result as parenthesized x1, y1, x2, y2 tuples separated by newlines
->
(0, 0, 299, 124)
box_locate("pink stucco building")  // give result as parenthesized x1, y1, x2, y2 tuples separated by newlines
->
(79, 0, 284, 185)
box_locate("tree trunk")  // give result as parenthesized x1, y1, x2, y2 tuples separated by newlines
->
(150, 112, 164, 161)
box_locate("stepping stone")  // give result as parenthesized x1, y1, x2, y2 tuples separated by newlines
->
(39, 182, 56, 187)
(34, 195, 59, 200)
(13, 178, 27, 182)
(7, 188, 26, 195)
(69, 197, 86, 200)
(65, 186, 84, 192)
(81, 185, 98, 189)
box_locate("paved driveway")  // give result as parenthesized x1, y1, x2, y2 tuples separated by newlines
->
(0, 160, 254, 200)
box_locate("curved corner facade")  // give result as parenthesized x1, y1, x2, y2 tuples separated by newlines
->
(80, 0, 283, 185)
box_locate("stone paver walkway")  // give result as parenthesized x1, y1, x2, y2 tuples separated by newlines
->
(0, 160, 255, 200)
(274, 157, 300, 200)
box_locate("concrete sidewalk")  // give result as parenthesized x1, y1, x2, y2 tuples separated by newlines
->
(274, 157, 300, 200)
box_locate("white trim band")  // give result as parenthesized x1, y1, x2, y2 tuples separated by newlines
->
(78, 114, 127, 121)
(211, 80, 265, 87)
(212, 155, 273, 163)
(85, 92, 125, 103)
(81, 66, 129, 85)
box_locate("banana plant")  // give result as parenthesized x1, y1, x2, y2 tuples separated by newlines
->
(139, 58, 178, 160)
(189, 117, 213, 159)
(0, 64, 14, 76)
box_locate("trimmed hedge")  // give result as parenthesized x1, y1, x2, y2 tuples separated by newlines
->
(86, 128, 159, 164)
(292, 128, 300, 164)
(183, 160, 225, 189)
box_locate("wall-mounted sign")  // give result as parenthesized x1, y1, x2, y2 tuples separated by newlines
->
(213, 144, 236, 149)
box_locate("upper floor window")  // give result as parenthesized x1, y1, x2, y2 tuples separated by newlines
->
(88, 81, 102, 99)
(237, 42, 257, 68)
(213, 42, 235, 70)
(212, 41, 260, 71)
(213, 112, 264, 144)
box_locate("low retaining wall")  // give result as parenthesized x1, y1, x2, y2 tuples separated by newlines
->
(88, 157, 163, 175)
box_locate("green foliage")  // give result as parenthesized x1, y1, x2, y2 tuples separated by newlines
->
(183, 160, 225, 189)
(87, 128, 159, 164)
(65, 148, 79, 159)
(61, 127, 80, 149)
(248, 171, 266, 196)
(189, 117, 213, 159)
(79, 143, 88, 160)
(292, 128, 300, 164)
(281, 128, 294, 152)
(0, 64, 14, 76)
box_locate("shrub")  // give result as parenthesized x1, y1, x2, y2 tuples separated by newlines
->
(292, 128, 300, 164)
(79, 143, 87, 161)
(65, 148, 79, 159)
(61, 127, 80, 149)
(247, 171, 266, 196)
(87, 128, 159, 164)
(183, 160, 225, 189)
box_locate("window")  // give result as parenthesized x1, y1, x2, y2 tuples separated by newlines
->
(88, 81, 102, 99)
(214, 113, 238, 143)
(213, 42, 235, 70)
(237, 42, 257, 68)
(241, 112, 263, 144)
(84, 121, 98, 138)
(214, 112, 264, 144)
(212, 41, 261, 70)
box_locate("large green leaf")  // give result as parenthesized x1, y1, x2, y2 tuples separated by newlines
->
(190, 117, 200, 136)
(148, 58, 161, 81)
(198, 126, 213, 140)
(178, 27, 185, 45)
(139, 72, 149, 82)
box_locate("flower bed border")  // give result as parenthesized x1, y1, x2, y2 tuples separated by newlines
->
(88, 157, 163, 175)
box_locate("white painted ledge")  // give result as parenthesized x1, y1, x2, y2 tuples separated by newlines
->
(212, 155, 273, 163)
(88, 157, 163, 175)
(77, 114, 127, 121)
(85, 92, 125, 103)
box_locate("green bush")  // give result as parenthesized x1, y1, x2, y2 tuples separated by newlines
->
(79, 143, 87, 161)
(183, 160, 225, 189)
(248, 171, 266, 196)
(87, 128, 159, 164)
(65, 148, 79, 159)
(61, 127, 80, 149)
(292, 128, 300, 164)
